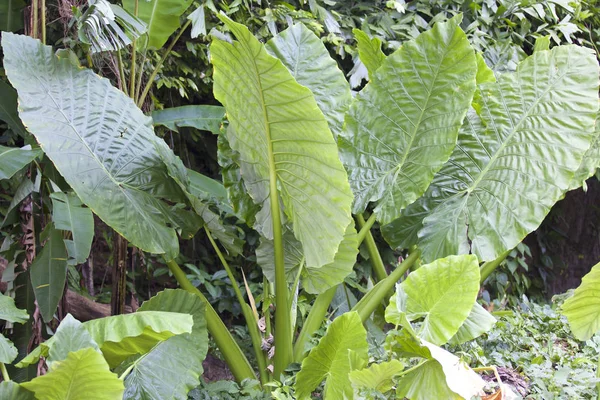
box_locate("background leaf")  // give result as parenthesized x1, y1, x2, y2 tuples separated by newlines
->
(0, 145, 41, 180)
(0, 292, 29, 323)
(353, 28, 386, 78)
(563, 261, 600, 340)
(152, 105, 225, 134)
(0, 0, 25, 32)
(0, 80, 28, 138)
(50, 192, 94, 265)
(349, 359, 404, 394)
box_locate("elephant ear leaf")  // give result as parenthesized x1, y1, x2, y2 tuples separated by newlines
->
(352, 28, 386, 78)
(339, 15, 478, 225)
(210, 15, 353, 268)
(563, 261, 600, 341)
(384, 45, 599, 262)
(2, 32, 192, 261)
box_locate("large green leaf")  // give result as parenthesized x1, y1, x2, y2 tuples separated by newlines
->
(152, 105, 225, 134)
(0, 381, 35, 400)
(265, 23, 352, 138)
(30, 224, 68, 322)
(123, 289, 208, 400)
(46, 314, 100, 367)
(295, 312, 368, 400)
(0, 80, 28, 138)
(0, 0, 25, 32)
(21, 348, 124, 400)
(0, 145, 41, 180)
(123, 0, 193, 49)
(349, 359, 404, 395)
(211, 16, 353, 268)
(0, 292, 29, 323)
(0, 333, 18, 363)
(570, 112, 600, 190)
(353, 28, 386, 79)
(338, 16, 477, 225)
(383, 46, 599, 262)
(563, 261, 600, 341)
(448, 302, 496, 345)
(386, 255, 479, 346)
(51, 192, 94, 265)
(2, 32, 192, 261)
(17, 311, 192, 368)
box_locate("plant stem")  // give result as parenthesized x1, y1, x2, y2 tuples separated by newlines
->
(165, 259, 255, 383)
(292, 285, 337, 363)
(356, 213, 376, 244)
(355, 214, 387, 282)
(352, 251, 419, 322)
(479, 249, 511, 283)
(204, 226, 268, 384)
(134, 49, 148, 101)
(40, 0, 46, 44)
(32, 0, 38, 39)
(137, 19, 192, 107)
(129, 0, 139, 99)
(0, 363, 10, 381)
(396, 360, 427, 378)
(117, 50, 127, 93)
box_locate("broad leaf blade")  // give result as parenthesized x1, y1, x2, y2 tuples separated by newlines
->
(570, 112, 600, 190)
(266, 23, 353, 138)
(353, 28, 386, 78)
(211, 16, 353, 268)
(0, 381, 35, 400)
(339, 16, 477, 224)
(386, 46, 599, 262)
(51, 192, 94, 265)
(123, 0, 193, 49)
(295, 312, 368, 400)
(563, 262, 600, 340)
(0, 80, 28, 138)
(448, 303, 496, 345)
(349, 359, 404, 394)
(152, 105, 225, 134)
(30, 224, 68, 322)
(46, 314, 100, 367)
(0, 0, 25, 32)
(2, 32, 189, 260)
(0, 333, 18, 363)
(0, 292, 29, 323)
(123, 289, 208, 400)
(21, 348, 125, 400)
(0, 145, 41, 180)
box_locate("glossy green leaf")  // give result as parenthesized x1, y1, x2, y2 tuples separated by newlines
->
(0, 292, 29, 323)
(295, 312, 368, 399)
(353, 28, 386, 78)
(266, 23, 352, 138)
(46, 314, 100, 367)
(0, 145, 41, 180)
(152, 105, 225, 134)
(2, 32, 191, 261)
(0, 0, 25, 32)
(123, 289, 208, 399)
(384, 46, 599, 262)
(51, 192, 94, 265)
(387, 255, 480, 345)
(339, 16, 477, 225)
(30, 224, 68, 322)
(570, 112, 600, 190)
(448, 303, 496, 345)
(123, 0, 193, 49)
(21, 348, 124, 400)
(211, 16, 353, 268)
(563, 262, 600, 340)
(0, 333, 18, 363)
(0, 381, 35, 400)
(349, 359, 404, 394)
(78, 0, 147, 53)
(17, 311, 192, 368)
(0, 80, 27, 138)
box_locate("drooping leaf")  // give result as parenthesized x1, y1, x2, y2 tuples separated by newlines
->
(30, 224, 68, 322)
(211, 15, 353, 268)
(563, 262, 600, 341)
(386, 255, 480, 345)
(50, 192, 94, 265)
(0, 333, 18, 363)
(2, 32, 192, 261)
(0, 292, 29, 323)
(349, 359, 404, 394)
(17, 311, 192, 368)
(152, 105, 225, 134)
(78, 0, 147, 53)
(266, 23, 352, 138)
(384, 46, 599, 262)
(187, 168, 228, 204)
(0, 381, 35, 400)
(339, 15, 477, 225)
(0, 0, 25, 32)
(46, 314, 100, 367)
(353, 28, 386, 78)
(570, 112, 600, 191)
(187, 5, 206, 38)
(0, 80, 28, 138)
(123, 0, 193, 49)
(123, 289, 208, 400)
(0, 145, 41, 180)
(21, 348, 125, 400)
(448, 303, 496, 345)
(295, 312, 368, 400)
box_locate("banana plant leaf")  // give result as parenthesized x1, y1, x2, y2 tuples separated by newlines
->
(0, 0, 25, 32)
